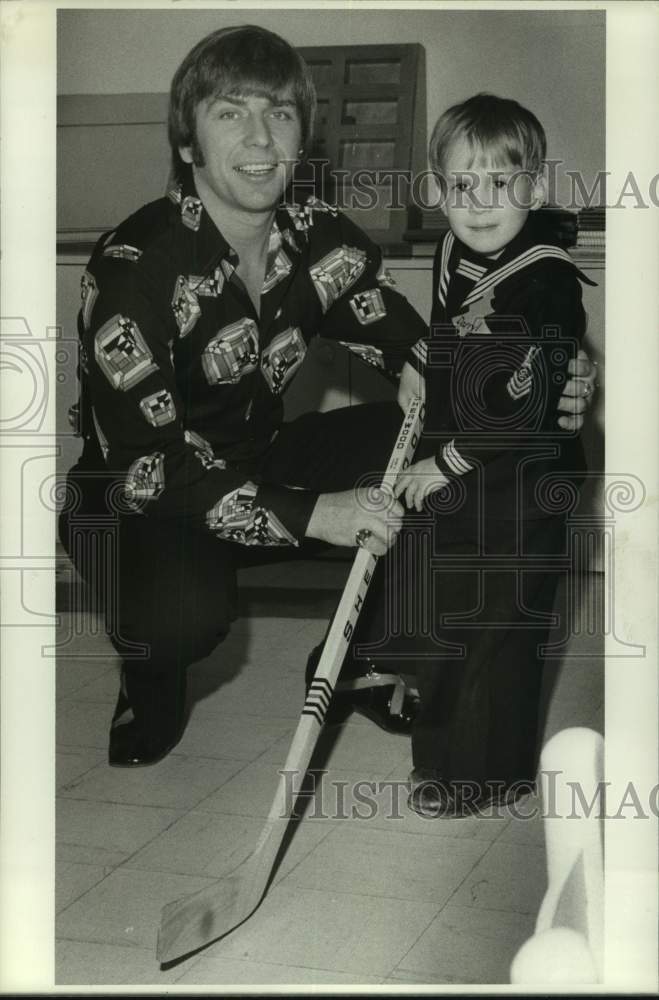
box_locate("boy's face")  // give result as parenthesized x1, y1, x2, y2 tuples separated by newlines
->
(441, 137, 545, 257)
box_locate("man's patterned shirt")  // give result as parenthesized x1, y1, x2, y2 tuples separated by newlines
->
(76, 167, 427, 545)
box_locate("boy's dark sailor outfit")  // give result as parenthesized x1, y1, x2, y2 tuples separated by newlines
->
(60, 164, 426, 756)
(412, 215, 594, 519)
(356, 216, 595, 794)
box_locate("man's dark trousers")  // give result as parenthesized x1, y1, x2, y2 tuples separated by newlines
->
(58, 402, 403, 745)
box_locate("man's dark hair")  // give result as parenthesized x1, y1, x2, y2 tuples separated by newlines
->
(168, 24, 316, 183)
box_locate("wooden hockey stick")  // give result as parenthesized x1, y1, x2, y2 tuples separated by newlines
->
(157, 396, 425, 965)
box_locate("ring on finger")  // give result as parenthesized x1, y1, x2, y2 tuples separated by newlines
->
(583, 382, 592, 398)
(355, 528, 372, 548)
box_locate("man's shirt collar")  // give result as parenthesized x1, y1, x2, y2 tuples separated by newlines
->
(168, 165, 304, 275)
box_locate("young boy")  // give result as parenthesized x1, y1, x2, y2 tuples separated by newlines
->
(371, 93, 596, 816)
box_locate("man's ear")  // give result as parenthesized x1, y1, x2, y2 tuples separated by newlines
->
(179, 145, 194, 165)
(529, 172, 547, 211)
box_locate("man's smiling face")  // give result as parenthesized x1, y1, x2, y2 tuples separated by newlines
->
(180, 88, 302, 217)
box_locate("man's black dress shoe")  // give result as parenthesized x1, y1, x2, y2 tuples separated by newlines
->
(109, 664, 187, 766)
(111, 687, 132, 726)
(108, 719, 184, 767)
(305, 642, 419, 735)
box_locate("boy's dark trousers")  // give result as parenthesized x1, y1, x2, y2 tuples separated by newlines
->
(353, 506, 571, 791)
(58, 402, 404, 750)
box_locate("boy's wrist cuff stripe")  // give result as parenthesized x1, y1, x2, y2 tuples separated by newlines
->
(441, 439, 473, 476)
(411, 339, 428, 365)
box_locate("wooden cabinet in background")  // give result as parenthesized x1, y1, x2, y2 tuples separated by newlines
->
(298, 44, 427, 251)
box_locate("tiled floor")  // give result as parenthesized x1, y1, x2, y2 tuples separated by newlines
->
(55, 555, 604, 987)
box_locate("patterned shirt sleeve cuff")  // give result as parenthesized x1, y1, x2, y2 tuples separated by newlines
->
(205, 482, 318, 546)
(255, 483, 320, 546)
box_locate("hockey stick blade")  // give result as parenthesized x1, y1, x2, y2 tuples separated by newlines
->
(157, 396, 425, 965)
(158, 869, 248, 966)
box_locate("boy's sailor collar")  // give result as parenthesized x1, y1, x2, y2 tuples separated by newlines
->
(438, 215, 596, 309)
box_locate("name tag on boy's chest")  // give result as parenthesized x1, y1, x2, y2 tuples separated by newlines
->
(452, 292, 496, 337)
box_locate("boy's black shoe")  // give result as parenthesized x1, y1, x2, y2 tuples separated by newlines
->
(407, 771, 532, 818)
(305, 642, 419, 735)
(407, 769, 456, 818)
(461, 783, 533, 817)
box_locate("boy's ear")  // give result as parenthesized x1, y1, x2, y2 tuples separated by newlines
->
(529, 173, 547, 211)
(179, 145, 194, 165)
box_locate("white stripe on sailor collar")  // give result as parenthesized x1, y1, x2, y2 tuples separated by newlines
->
(456, 258, 488, 280)
(461, 244, 575, 309)
(437, 231, 455, 306)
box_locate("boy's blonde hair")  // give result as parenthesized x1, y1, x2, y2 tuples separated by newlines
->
(429, 93, 546, 190)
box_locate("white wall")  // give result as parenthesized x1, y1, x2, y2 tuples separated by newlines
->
(58, 7, 605, 206)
